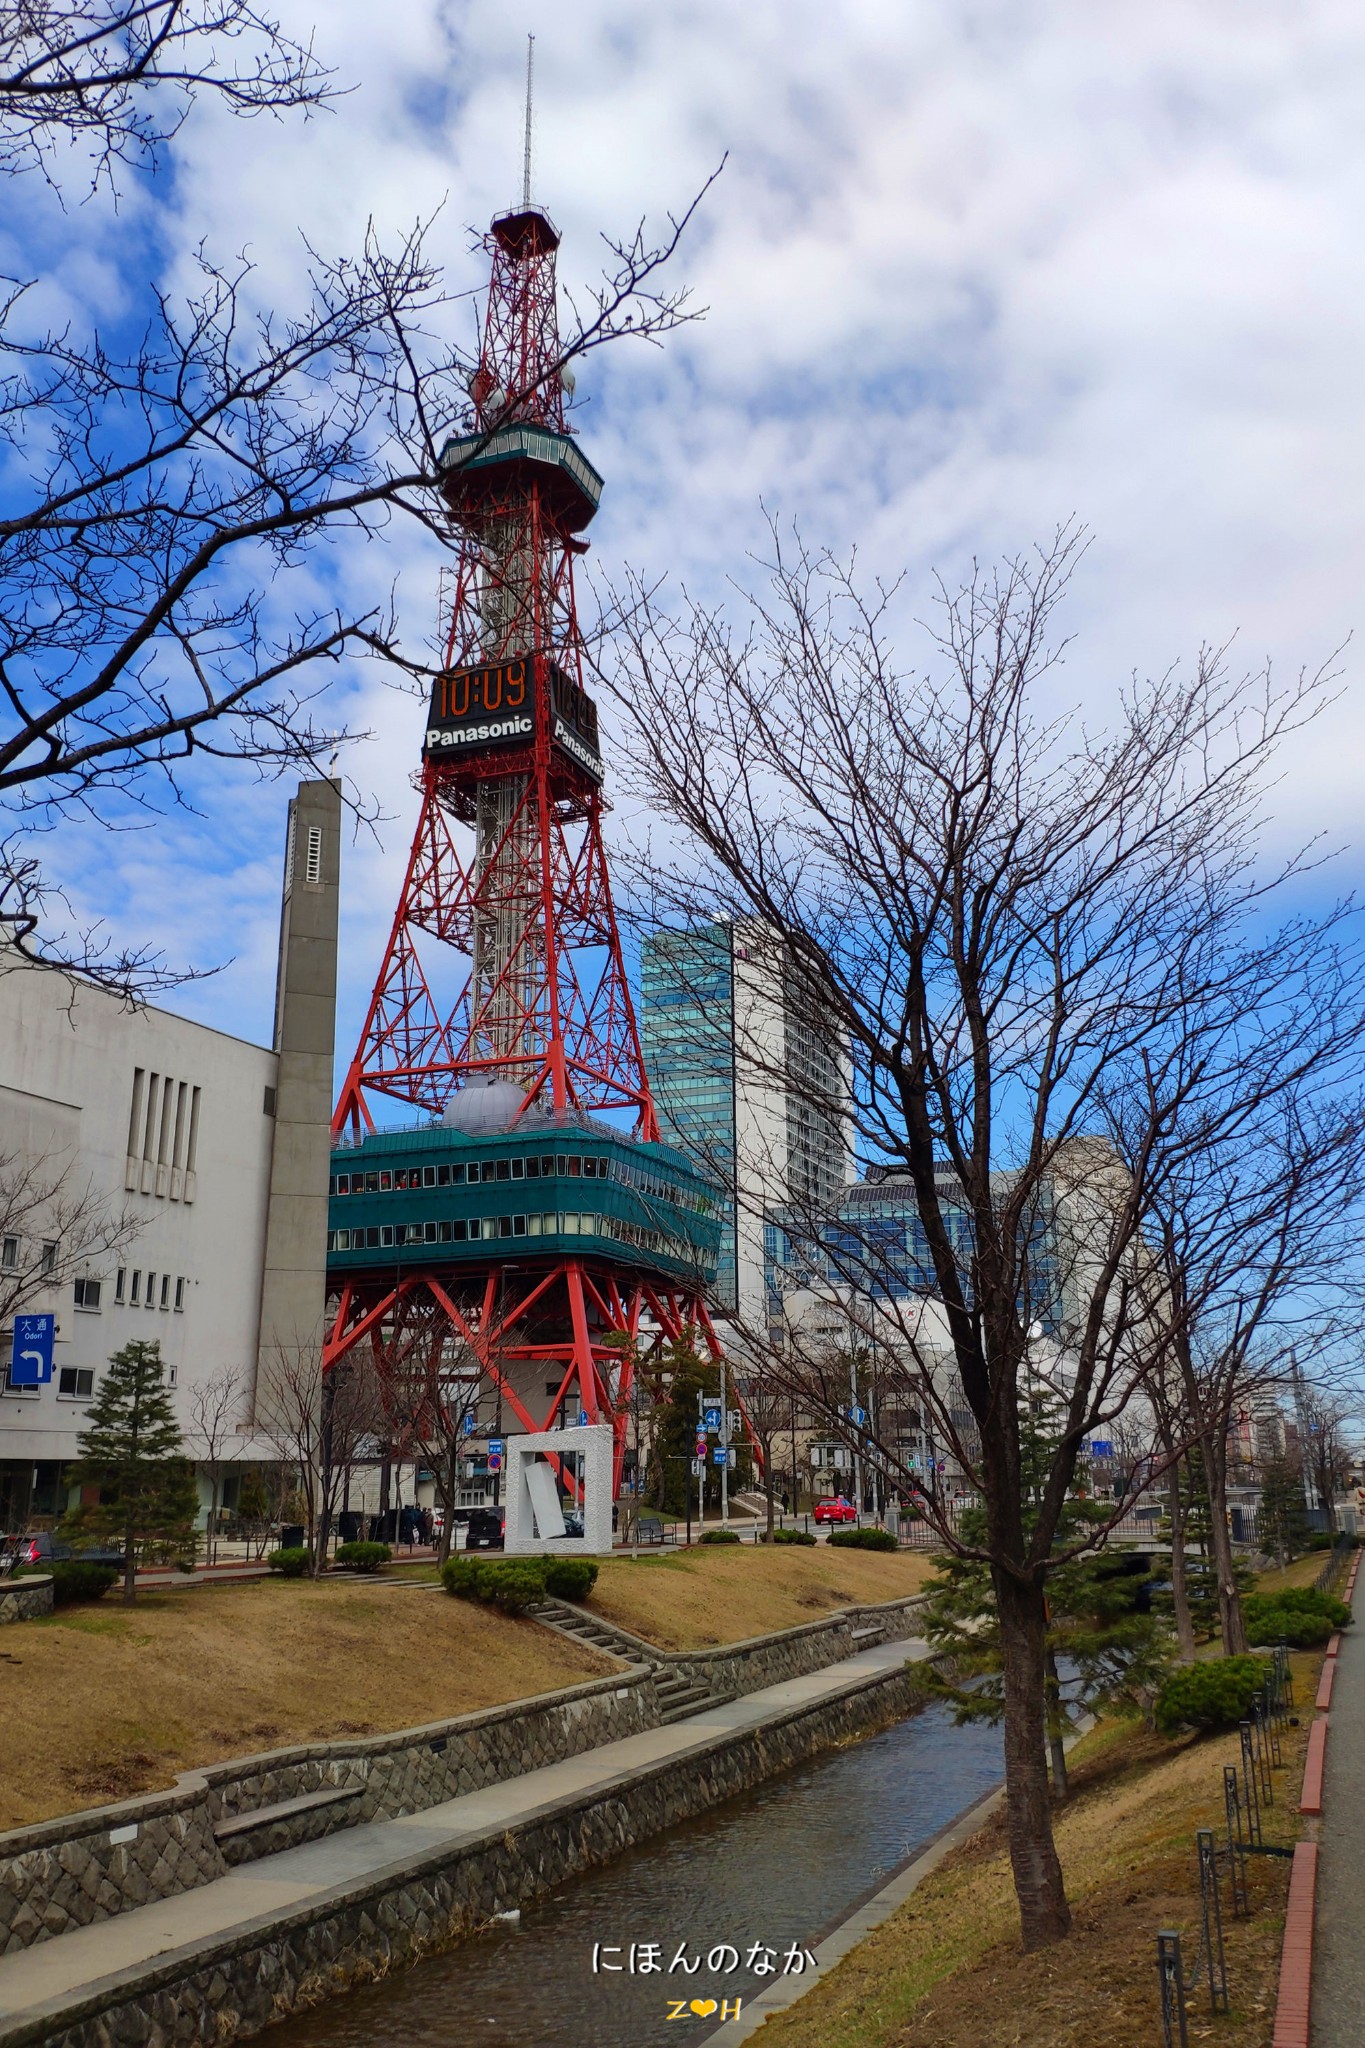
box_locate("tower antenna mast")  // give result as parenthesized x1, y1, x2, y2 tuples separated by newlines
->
(326, 114, 731, 1499)
(522, 33, 535, 207)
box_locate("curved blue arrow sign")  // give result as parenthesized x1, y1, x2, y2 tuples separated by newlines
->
(11, 1313, 55, 1386)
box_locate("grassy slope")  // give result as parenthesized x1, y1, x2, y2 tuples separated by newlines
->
(585, 1544, 934, 1650)
(3, 1544, 932, 1828)
(742, 1553, 1332, 2048)
(1255, 1551, 1329, 1596)
(0, 1577, 612, 1829)
(751, 1656, 1318, 2048)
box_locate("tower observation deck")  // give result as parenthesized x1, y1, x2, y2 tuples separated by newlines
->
(323, 197, 724, 1486)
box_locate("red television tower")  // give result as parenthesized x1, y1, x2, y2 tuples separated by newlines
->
(322, 158, 722, 1488)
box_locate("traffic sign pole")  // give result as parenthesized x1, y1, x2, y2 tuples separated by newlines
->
(720, 1356, 729, 1529)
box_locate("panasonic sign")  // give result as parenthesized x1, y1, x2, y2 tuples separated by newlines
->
(425, 714, 534, 752)
(552, 715, 603, 782)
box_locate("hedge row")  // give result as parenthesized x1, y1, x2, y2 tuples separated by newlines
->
(1243, 1585, 1352, 1648)
(827, 1527, 898, 1552)
(441, 1553, 599, 1612)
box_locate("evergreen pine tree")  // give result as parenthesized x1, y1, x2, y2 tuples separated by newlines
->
(653, 1337, 719, 1518)
(1259, 1450, 1310, 1564)
(62, 1339, 199, 1601)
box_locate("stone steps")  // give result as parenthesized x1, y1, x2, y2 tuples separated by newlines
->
(531, 1600, 734, 1726)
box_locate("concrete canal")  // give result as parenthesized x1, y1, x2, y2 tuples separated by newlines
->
(264, 1702, 1004, 2048)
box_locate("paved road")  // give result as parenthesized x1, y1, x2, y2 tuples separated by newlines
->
(0, 1637, 926, 2034)
(1312, 1576, 1363, 2046)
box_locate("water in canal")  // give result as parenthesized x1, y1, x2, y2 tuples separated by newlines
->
(266, 1702, 1003, 2048)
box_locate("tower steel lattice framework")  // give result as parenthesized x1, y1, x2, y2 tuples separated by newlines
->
(322, 198, 723, 1489)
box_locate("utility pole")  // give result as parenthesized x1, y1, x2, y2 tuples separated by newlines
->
(850, 1350, 863, 1522)
(720, 1352, 730, 1528)
(1291, 1350, 1320, 1522)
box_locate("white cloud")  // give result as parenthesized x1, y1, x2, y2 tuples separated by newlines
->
(16, 0, 1365, 1062)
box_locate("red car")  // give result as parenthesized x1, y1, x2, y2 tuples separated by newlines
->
(813, 1496, 857, 1525)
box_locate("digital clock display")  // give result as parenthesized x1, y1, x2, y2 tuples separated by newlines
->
(424, 658, 603, 782)
(424, 660, 534, 756)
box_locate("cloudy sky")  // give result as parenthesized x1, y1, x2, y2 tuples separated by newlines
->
(13, 0, 1365, 1070)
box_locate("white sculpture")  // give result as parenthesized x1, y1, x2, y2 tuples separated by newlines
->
(503, 1423, 614, 1555)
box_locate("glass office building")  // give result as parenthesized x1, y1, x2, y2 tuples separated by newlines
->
(640, 925, 739, 1312)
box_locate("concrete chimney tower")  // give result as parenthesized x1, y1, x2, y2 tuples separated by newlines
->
(254, 777, 341, 1418)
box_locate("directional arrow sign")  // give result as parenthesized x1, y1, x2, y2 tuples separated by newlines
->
(10, 1313, 54, 1386)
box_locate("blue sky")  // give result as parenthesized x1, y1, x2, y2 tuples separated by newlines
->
(7, 0, 1365, 1077)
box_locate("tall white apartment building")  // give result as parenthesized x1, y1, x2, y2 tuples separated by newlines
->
(0, 779, 340, 1528)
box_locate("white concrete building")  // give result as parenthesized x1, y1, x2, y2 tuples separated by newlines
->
(0, 779, 340, 1529)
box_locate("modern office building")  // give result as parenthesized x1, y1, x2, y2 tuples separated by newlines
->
(0, 780, 339, 1528)
(640, 919, 849, 1329)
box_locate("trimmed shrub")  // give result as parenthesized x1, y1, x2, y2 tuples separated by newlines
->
(48, 1561, 118, 1605)
(760, 1527, 817, 1546)
(476, 1562, 547, 1613)
(441, 1555, 547, 1613)
(1263, 1587, 1351, 1626)
(1154, 1655, 1272, 1734)
(1242, 1598, 1333, 1648)
(543, 1557, 599, 1600)
(335, 1541, 392, 1575)
(828, 1526, 898, 1552)
(440, 1554, 480, 1597)
(698, 1528, 741, 1544)
(267, 1546, 310, 1578)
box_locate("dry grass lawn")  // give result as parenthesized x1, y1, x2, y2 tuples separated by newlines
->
(1255, 1551, 1329, 1597)
(0, 1577, 614, 1830)
(586, 1543, 934, 1650)
(747, 1650, 1320, 2048)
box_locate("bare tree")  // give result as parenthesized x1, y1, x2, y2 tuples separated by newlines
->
(376, 1303, 483, 1563)
(602, 526, 1365, 1949)
(1300, 1383, 1356, 1522)
(1130, 1084, 1364, 1654)
(1, 5, 717, 991)
(187, 1361, 244, 1564)
(734, 1368, 786, 1536)
(0, 1, 331, 190)
(253, 1340, 378, 1574)
(0, 1144, 141, 1328)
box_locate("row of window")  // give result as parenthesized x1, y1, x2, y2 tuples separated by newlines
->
(332, 1153, 610, 1195)
(70, 1272, 187, 1311)
(331, 1151, 707, 1212)
(1, 1236, 57, 1272)
(329, 1209, 695, 1263)
(116, 1270, 186, 1310)
(3, 1362, 94, 1399)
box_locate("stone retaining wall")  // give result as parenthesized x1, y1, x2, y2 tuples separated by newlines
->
(672, 1596, 925, 1698)
(0, 1669, 655, 1957)
(0, 1660, 919, 2048)
(0, 1590, 925, 1963)
(565, 1595, 926, 1699)
(0, 1577, 52, 1626)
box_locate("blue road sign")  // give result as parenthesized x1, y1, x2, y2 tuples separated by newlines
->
(577, 1408, 590, 1427)
(1089, 1440, 1114, 1457)
(10, 1314, 54, 1386)
(712, 1446, 728, 1467)
(850, 1405, 868, 1426)
(461, 1410, 477, 1435)
(703, 1405, 722, 1432)
(488, 1439, 503, 1456)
